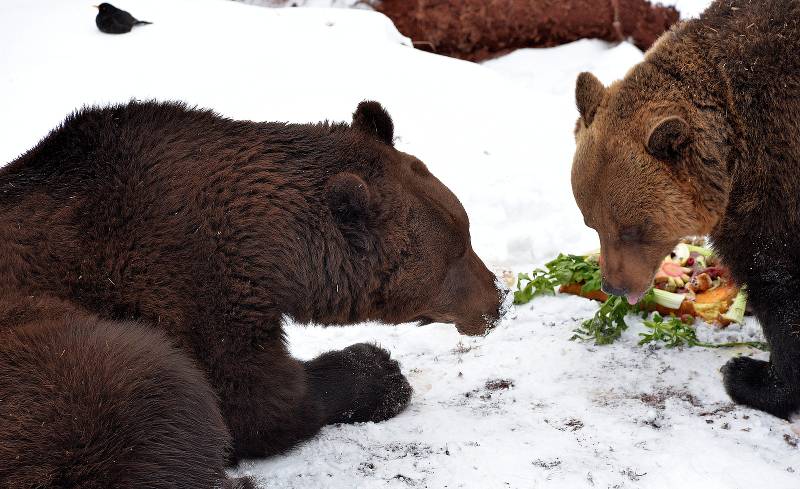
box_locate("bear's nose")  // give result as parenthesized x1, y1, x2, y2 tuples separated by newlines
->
(601, 280, 627, 298)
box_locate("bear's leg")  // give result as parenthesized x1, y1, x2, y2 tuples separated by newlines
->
(218, 342, 411, 460)
(0, 316, 241, 489)
(721, 281, 800, 419)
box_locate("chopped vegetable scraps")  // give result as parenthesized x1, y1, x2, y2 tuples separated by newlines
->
(514, 239, 759, 349)
(555, 239, 747, 326)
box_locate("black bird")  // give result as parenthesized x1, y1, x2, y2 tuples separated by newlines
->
(94, 3, 151, 34)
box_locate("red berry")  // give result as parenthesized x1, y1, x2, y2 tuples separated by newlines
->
(686, 257, 695, 266)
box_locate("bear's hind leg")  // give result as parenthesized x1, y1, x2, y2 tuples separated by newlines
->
(0, 315, 237, 488)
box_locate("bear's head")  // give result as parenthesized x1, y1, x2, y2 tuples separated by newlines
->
(570, 67, 732, 304)
(322, 101, 506, 335)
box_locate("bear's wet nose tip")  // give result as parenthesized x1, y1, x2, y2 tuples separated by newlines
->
(601, 280, 627, 298)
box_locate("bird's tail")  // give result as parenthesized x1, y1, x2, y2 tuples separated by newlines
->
(134, 20, 153, 25)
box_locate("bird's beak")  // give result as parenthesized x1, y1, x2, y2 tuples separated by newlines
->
(93, 5, 99, 8)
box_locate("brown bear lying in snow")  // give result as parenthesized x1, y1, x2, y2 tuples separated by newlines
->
(572, 0, 800, 419)
(0, 100, 505, 488)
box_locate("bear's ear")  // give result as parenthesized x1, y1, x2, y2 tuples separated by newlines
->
(575, 72, 605, 126)
(646, 116, 691, 161)
(352, 100, 394, 146)
(325, 172, 371, 224)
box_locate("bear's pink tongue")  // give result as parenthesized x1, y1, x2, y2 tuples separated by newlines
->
(626, 292, 644, 305)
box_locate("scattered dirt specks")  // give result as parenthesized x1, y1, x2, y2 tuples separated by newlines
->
(532, 458, 562, 469)
(485, 378, 514, 391)
(638, 388, 702, 410)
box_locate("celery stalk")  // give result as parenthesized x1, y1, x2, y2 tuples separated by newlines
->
(686, 244, 714, 257)
(652, 288, 685, 310)
(721, 286, 748, 324)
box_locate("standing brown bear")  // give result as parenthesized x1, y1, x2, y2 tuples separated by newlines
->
(572, 0, 800, 419)
(0, 100, 504, 488)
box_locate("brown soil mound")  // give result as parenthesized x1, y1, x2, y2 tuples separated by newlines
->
(375, 0, 680, 61)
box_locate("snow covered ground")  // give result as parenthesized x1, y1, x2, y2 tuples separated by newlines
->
(1, 0, 798, 487)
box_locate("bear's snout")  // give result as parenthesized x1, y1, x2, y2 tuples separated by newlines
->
(600, 279, 628, 298)
(448, 252, 507, 336)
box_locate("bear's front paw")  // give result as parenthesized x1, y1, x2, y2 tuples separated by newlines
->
(721, 356, 798, 419)
(305, 343, 412, 425)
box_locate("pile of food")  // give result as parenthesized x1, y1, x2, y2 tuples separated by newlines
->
(513, 240, 762, 349)
(559, 240, 747, 326)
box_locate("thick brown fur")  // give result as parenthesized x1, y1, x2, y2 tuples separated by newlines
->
(572, 0, 800, 418)
(0, 100, 503, 487)
(0, 294, 233, 489)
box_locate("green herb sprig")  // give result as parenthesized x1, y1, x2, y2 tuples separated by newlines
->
(639, 313, 768, 350)
(570, 295, 631, 345)
(571, 289, 655, 345)
(513, 254, 601, 305)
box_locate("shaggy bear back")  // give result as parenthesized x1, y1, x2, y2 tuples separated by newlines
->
(632, 0, 800, 296)
(681, 1, 800, 265)
(1, 103, 399, 350)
